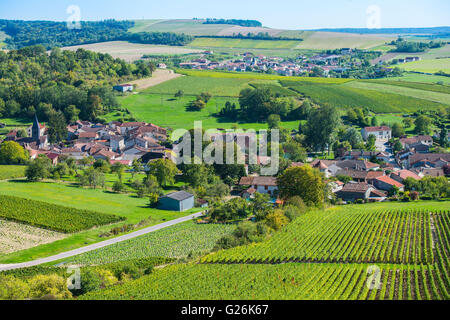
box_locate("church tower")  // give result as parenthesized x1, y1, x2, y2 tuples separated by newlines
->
(32, 114, 41, 142)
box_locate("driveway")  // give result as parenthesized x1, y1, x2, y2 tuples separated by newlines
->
(0, 211, 204, 272)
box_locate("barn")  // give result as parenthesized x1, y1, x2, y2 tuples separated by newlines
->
(113, 84, 133, 92)
(158, 191, 195, 212)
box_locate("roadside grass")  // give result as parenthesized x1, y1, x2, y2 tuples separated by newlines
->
(0, 180, 200, 263)
(0, 165, 26, 180)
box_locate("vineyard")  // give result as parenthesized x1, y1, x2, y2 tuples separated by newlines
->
(65, 221, 236, 265)
(0, 165, 26, 180)
(0, 195, 124, 233)
(80, 262, 449, 300)
(202, 208, 448, 265)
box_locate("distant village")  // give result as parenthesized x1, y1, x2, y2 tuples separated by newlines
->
(3, 116, 449, 208)
(170, 48, 394, 77)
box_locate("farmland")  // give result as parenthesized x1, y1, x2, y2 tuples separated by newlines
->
(0, 195, 124, 233)
(0, 165, 26, 180)
(65, 221, 236, 265)
(400, 58, 450, 74)
(190, 38, 302, 49)
(282, 80, 448, 113)
(0, 219, 66, 255)
(295, 32, 395, 50)
(61, 41, 203, 62)
(78, 201, 450, 300)
(81, 262, 448, 300)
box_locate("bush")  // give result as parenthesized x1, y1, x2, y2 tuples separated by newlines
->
(112, 181, 125, 193)
(28, 274, 72, 300)
(0, 275, 30, 300)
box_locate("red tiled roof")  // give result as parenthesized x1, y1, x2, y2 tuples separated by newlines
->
(78, 132, 97, 139)
(391, 169, 421, 181)
(375, 176, 404, 188)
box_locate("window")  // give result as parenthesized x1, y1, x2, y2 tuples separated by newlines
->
(265, 186, 268, 190)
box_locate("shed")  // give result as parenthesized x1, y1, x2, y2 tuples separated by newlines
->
(158, 191, 194, 212)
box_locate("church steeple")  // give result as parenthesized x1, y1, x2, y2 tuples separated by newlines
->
(32, 114, 41, 142)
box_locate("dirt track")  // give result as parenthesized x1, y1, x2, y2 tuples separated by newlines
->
(128, 69, 182, 90)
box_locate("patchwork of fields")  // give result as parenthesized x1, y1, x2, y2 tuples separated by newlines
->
(190, 38, 302, 49)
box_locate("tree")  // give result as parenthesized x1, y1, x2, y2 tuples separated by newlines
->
(268, 114, 281, 129)
(0, 275, 30, 300)
(392, 123, 405, 138)
(174, 90, 184, 99)
(251, 193, 273, 221)
(28, 274, 71, 300)
(439, 127, 449, 148)
(278, 165, 325, 207)
(64, 105, 80, 123)
(93, 159, 111, 173)
(182, 163, 211, 188)
(393, 140, 404, 153)
(402, 117, 414, 128)
(283, 140, 307, 162)
(371, 117, 379, 127)
(210, 198, 250, 222)
(0, 141, 29, 164)
(343, 128, 363, 149)
(78, 167, 105, 189)
(414, 115, 432, 135)
(131, 159, 143, 178)
(304, 104, 341, 153)
(148, 159, 179, 187)
(111, 162, 125, 182)
(26, 155, 52, 181)
(47, 111, 67, 143)
(366, 134, 376, 151)
(264, 210, 289, 231)
(112, 181, 125, 193)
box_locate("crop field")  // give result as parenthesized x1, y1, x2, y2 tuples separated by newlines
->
(362, 80, 450, 94)
(387, 72, 450, 85)
(345, 81, 450, 105)
(61, 41, 203, 62)
(0, 219, 67, 254)
(190, 38, 301, 49)
(66, 221, 236, 265)
(79, 201, 450, 300)
(202, 207, 448, 264)
(81, 262, 449, 300)
(282, 81, 447, 113)
(0, 165, 26, 180)
(295, 32, 395, 50)
(400, 58, 450, 74)
(0, 195, 124, 233)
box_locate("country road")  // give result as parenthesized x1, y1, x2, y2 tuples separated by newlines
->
(0, 211, 204, 272)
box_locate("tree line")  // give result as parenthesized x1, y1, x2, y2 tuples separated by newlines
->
(202, 19, 262, 27)
(0, 19, 194, 49)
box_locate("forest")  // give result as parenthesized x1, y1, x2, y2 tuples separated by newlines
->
(0, 45, 155, 123)
(0, 19, 194, 49)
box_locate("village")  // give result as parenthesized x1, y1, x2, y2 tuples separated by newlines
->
(3, 115, 449, 210)
(172, 48, 397, 77)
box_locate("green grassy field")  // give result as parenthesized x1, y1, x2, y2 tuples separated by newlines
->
(387, 72, 450, 85)
(345, 81, 450, 105)
(362, 79, 450, 94)
(118, 93, 298, 132)
(0, 180, 196, 263)
(0, 165, 26, 180)
(80, 200, 450, 300)
(65, 221, 235, 265)
(282, 81, 447, 113)
(144, 75, 256, 96)
(400, 58, 450, 74)
(190, 37, 302, 49)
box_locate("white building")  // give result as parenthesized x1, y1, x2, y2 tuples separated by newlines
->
(361, 126, 392, 141)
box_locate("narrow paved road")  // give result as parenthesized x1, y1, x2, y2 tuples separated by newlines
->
(0, 212, 204, 272)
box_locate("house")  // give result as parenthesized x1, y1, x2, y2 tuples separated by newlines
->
(408, 153, 450, 169)
(390, 169, 421, 183)
(373, 176, 404, 192)
(336, 183, 374, 202)
(113, 84, 133, 92)
(412, 167, 445, 178)
(110, 135, 125, 152)
(239, 176, 278, 197)
(158, 191, 195, 212)
(400, 136, 433, 149)
(361, 126, 392, 141)
(157, 63, 167, 69)
(46, 152, 60, 165)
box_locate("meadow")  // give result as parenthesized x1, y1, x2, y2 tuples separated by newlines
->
(387, 72, 450, 85)
(0, 165, 26, 180)
(65, 221, 236, 265)
(400, 58, 450, 74)
(118, 93, 298, 132)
